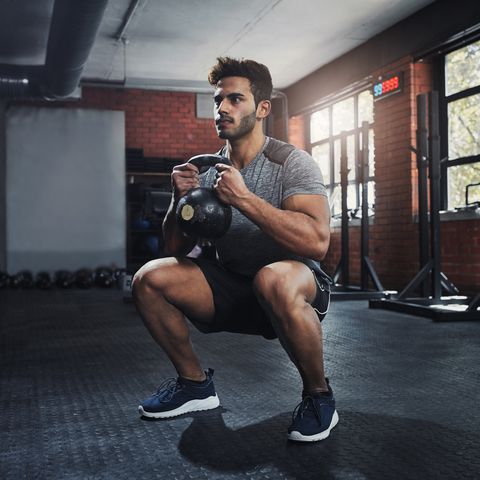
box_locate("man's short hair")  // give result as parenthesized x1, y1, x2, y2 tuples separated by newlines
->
(208, 57, 273, 106)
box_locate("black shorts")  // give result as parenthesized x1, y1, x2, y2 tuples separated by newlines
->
(188, 257, 331, 340)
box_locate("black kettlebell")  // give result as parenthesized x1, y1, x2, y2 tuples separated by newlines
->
(95, 266, 114, 288)
(176, 154, 233, 239)
(35, 271, 53, 290)
(75, 268, 94, 289)
(17, 270, 34, 289)
(55, 270, 75, 289)
(0, 271, 8, 289)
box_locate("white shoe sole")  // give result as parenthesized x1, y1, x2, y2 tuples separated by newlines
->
(288, 409, 339, 442)
(138, 394, 220, 419)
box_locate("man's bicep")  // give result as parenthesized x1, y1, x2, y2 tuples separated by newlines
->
(282, 194, 330, 224)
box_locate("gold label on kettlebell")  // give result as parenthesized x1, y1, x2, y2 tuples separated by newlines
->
(181, 204, 194, 221)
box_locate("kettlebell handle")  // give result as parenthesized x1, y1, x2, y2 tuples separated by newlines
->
(187, 154, 232, 173)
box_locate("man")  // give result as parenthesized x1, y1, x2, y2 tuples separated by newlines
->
(132, 57, 338, 442)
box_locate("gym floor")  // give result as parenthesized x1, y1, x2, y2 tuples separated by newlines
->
(1, 288, 479, 480)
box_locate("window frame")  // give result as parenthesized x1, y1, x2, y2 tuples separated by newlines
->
(308, 87, 374, 218)
(435, 42, 480, 210)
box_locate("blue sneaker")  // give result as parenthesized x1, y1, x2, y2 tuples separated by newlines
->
(138, 368, 220, 418)
(287, 380, 339, 442)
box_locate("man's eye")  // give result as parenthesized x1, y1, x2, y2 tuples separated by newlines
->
(232, 97, 241, 103)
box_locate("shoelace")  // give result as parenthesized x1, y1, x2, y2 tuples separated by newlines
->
(292, 395, 322, 422)
(153, 378, 184, 402)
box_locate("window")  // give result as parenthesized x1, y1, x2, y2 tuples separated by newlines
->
(309, 89, 374, 217)
(439, 38, 480, 209)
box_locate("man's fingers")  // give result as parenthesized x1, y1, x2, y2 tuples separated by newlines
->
(215, 163, 231, 172)
(174, 162, 199, 174)
(172, 166, 199, 182)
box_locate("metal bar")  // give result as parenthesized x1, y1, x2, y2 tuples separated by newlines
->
(414, 24, 480, 63)
(445, 84, 480, 103)
(370, 298, 480, 321)
(397, 260, 433, 299)
(446, 154, 480, 167)
(333, 261, 341, 284)
(0, 101, 5, 270)
(310, 124, 376, 149)
(440, 272, 460, 295)
(360, 121, 369, 290)
(115, 0, 141, 41)
(354, 99, 361, 209)
(428, 92, 442, 300)
(416, 93, 430, 297)
(331, 290, 388, 301)
(364, 257, 385, 292)
(340, 132, 349, 285)
(435, 55, 449, 212)
(467, 294, 480, 311)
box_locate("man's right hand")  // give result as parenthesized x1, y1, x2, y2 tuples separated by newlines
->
(171, 162, 199, 201)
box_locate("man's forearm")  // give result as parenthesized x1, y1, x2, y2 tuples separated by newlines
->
(162, 200, 197, 256)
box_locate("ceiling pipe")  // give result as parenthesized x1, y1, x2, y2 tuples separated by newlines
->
(42, 0, 109, 99)
(0, 0, 108, 99)
(115, 0, 141, 41)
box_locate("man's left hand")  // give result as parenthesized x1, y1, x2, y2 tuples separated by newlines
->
(213, 163, 251, 207)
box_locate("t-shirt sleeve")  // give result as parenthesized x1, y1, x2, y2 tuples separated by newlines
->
(282, 149, 328, 201)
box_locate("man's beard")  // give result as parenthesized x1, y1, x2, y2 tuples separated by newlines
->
(217, 109, 257, 140)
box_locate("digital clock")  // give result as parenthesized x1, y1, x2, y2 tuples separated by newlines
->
(373, 72, 403, 101)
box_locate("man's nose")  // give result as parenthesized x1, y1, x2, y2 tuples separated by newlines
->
(217, 98, 229, 114)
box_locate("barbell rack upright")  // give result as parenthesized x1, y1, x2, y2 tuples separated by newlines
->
(331, 122, 388, 300)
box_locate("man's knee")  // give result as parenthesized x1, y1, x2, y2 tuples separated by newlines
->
(253, 263, 298, 313)
(132, 258, 174, 298)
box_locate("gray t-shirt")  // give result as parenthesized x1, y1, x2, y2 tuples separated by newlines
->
(200, 136, 328, 277)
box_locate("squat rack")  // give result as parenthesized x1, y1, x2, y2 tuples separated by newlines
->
(331, 121, 391, 300)
(369, 92, 480, 321)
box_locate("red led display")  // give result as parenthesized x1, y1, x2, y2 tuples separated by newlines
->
(373, 72, 403, 100)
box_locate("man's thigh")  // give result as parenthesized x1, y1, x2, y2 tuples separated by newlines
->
(135, 256, 215, 323)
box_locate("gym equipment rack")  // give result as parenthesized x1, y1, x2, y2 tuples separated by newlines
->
(369, 92, 480, 321)
(332, 121, 392, 300)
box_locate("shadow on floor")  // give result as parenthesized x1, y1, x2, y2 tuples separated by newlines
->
(177, 408, 479, 480)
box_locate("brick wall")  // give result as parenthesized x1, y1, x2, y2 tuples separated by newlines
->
(288, 56, 480, 293)
(17, 81, 479, 292)
(37, 86, 223, 159)
(369, 56, 419, 289)
(288, 115, 306, 150)
(442, 219, 480, 292)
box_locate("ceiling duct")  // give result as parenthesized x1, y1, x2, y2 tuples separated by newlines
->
(0, 0, 108, 99)
(42, 0, 108, 99)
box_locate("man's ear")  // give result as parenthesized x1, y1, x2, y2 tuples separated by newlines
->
(256, 99, 271, 119)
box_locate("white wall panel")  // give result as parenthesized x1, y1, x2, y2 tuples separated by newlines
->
(6, 106, 125, 273)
